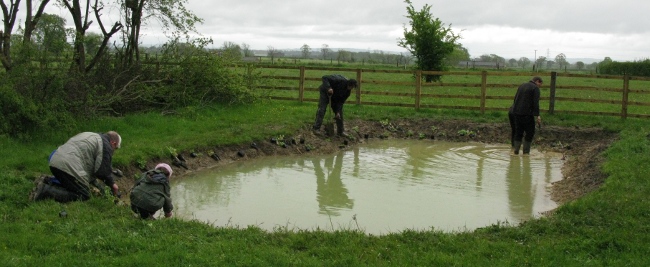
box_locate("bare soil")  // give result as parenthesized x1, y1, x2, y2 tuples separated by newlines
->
(115, 118, 617, 206)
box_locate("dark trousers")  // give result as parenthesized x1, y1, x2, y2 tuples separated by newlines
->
(313, 87, 330, 130)
(131, 204, 156, 219)
(508, 112, 515, 147)
(49, 167, 91, 201)
(514, 115, 535, 142)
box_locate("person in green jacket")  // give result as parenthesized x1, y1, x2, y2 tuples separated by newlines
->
(33, 131, 122, 202)
(130, 163, 174, 219)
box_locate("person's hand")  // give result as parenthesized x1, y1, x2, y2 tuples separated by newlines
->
(165, 212, 173, 218)
(335, 112, 341, 119)
(536, 116, 542, 127)
(327, 88, 333, 96)
(112, 184, 120, 197)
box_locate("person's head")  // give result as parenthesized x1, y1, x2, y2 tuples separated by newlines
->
(155, 163, 173, 178)
(107, 131, 122, 150)
(531, 76, 543, 87)
(347, 79, 358, 90)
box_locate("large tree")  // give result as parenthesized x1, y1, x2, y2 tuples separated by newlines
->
(1, 0, 52, 71)
(398, 0, 460, 82)
(59, 0, 122, 73)
(119, 0, 202, 67)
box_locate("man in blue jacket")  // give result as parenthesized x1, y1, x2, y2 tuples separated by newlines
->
(511, 77, 543, 155)
(312, 74, 358, 137)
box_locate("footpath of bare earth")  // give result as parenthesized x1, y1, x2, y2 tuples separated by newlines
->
(114, 118, 617, 207)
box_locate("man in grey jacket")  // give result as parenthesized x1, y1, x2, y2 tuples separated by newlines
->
(34, 131, 122, 202)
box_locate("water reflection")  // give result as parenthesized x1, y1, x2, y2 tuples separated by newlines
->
(312, 151, 353, 216)
(506, 156, 533, 220)
(170, 140, 563, 234)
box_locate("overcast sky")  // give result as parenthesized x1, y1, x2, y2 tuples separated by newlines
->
(35, 0, 650, 62)
(180, 0, 649, 62)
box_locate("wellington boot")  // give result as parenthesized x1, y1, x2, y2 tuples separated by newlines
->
(513, 141, 522, 155)
(31, 182, 48, 201)
(38, 183, 78, 203)
(523, 141, 532, 155)
(336, 118, 345, 137)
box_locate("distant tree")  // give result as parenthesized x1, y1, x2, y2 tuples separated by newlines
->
(241, 43, 253, 57)
(508, 58, 518, 67)
(576, 61, 585, 70)
(518, 57, 531, 69)
(300, 44, 311, 59)
(221, 41, 242, 60)
(546, 60, 555, 69)
(555, 53, 567, 70)
(267, 46, 284, 63)
(535, 56, 546, 71)
(321, 44, 331, 60)
(33, 13, 68, 56)
(267, 46, 276, 62)
(445, 44, 469, 66)
(83, 32, 103, 57)
(398, 0, 461, 82)
(600, 57, 613, 65)
(337, 49, 351, 63)
(478, 54, 505, 66)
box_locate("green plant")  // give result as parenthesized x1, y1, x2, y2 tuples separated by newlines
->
(275, 134, 286, 147)
(136, 157, 147, 170)
(167, 146, 178, 157)
(457, 129, 476, 136)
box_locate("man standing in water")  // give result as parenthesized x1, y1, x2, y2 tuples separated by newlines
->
(511, 76, 542, 155)
(312, 74, 358, 137)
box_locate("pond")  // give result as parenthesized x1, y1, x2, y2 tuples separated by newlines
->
(170, 139, 563, 235)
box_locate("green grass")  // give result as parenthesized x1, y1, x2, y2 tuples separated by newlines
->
(1, 100, 650, 265)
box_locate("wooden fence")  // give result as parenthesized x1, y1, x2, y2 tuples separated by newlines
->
(252, 66, 650, 119)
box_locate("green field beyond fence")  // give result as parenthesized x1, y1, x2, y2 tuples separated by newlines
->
(248, 66, 650, 119)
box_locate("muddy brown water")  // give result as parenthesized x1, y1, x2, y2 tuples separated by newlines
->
(170, 140, 563, 235)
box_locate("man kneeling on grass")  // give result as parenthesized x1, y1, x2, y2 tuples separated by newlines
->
(130, 163, 174, 219)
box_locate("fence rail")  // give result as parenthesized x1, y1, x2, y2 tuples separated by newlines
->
(248, 65, 650, 119)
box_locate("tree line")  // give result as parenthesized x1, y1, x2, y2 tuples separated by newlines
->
(0, 0, 253, 138)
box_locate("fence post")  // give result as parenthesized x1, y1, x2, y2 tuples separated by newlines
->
(415, 70, 422, 111)
(299, 66, 305, 103)
(356, 69, 362, 105)
(549, 72, 557, 114)
(621, 74, 630, 119)
(480, 71, 487, 114)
